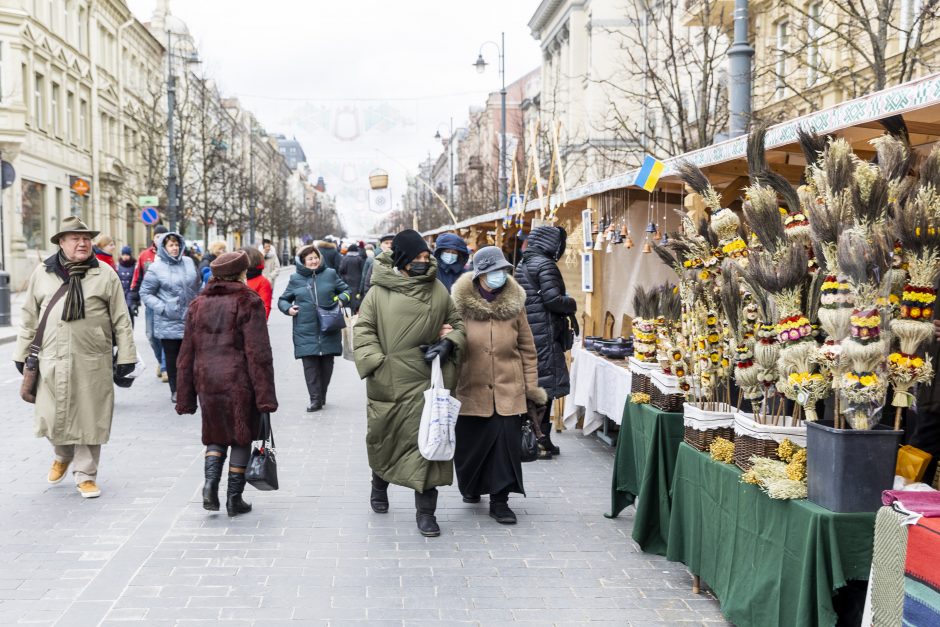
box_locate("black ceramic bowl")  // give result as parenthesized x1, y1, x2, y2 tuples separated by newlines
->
(583, 336, 602, 350)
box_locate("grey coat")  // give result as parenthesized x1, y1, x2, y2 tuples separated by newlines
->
(139, 233, 200, 340)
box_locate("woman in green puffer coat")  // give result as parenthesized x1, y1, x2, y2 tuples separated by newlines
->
(354, 230, 465, 537)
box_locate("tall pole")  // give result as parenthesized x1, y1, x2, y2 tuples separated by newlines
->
(499, 31, 507, 209)
(448, 117, 454, 211)
(166, 31, 178, 232)
(248, 133, 255, 245)
(728, 0, 754, 138)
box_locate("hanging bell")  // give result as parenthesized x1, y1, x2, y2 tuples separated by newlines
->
(611, 229, 623, 245)
(624, 234, 634, 249)
(593, 236, 604, 251)
(645, 221, 658, 234)
(591, 221, 600, 235)
(661, 232, 669, 245)
(642, 240, 652, 254)
(620, 224, 628, 237)
(605, 240, 613, 253)
(653, 230, 662, 242)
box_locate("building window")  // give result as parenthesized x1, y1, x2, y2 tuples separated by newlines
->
(51, 82, 60, 136)
(806, 3, 822, 87)
(22, 180, 46, 250)
(55, 187, 64, 225)
(79, 98, 88, 147)
(66, 91, 74, 142)
(33, 73, 45, 130)
(775, 20, 789, 100)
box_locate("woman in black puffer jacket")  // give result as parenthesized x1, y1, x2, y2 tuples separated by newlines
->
(515, 226, 577, 458)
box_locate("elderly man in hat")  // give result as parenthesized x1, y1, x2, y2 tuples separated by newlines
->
(14, 216, 136, 498)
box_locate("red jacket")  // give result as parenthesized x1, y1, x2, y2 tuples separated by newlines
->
(246, 270, 272, 319)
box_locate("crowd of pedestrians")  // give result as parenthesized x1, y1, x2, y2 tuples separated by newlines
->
(14, 218, 577, 535)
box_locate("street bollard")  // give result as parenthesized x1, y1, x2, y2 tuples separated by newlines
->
(0, 271, 10, 327)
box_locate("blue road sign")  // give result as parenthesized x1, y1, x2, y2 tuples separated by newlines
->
(141, 207, 160, 225)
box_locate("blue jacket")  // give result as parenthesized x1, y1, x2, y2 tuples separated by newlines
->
(277, 258, 351, 358)
(139, 233, 201, 340)
(433, 232, 470, 293)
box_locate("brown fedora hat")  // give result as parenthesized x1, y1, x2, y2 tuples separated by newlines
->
(50, 216, 99, 245)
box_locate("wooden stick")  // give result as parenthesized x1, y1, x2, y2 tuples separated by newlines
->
(894, 406, 903, 432)
(736, 388, 743, 411)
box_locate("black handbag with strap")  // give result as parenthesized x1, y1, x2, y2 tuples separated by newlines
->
(20, 282, 70, 404)
(307, 278, 346, 334)
(246, 412, 279, 491)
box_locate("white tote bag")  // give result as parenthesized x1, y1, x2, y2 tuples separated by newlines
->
(418, 356, 461, 461)
(342, 309, 357, 362)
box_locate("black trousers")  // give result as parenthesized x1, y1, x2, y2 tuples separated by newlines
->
(540, 399, 554, 435)
(161, 339, 183, 394)
(302, 355, 335, 404)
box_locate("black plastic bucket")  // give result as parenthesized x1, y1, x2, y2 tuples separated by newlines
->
(806, 420, 901, 513)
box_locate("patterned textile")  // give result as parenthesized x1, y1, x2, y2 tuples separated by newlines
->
(871, 507, 908, 627)
(903, 517, 940, 626)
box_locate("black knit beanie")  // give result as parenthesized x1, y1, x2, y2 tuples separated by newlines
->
(391, 229, 431, 270)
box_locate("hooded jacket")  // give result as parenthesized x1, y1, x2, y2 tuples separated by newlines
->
(116, 256, 136, 310)
(277, 257, 350, 358)
(353, 252, 466, 492)
(433, 233, 470, 293)
(514, 226, 577, 399)
(246, 265, 273, 319)
(139, 233, 201, 340)
(317, 240, 341, 270)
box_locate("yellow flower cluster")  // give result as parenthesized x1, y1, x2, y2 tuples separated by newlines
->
(845, 371, 879, 387)
(787, 372, 824, 386)
(741, 469, 761, 485)
(786, 449, 807, 482)
(709, 437, 735, 464)
(721, 238, 747, 255)
(850, 312, 880, 328)
(889, 353, 926, 369)
(821, 279, 850, 292)
(631, 392, 650, 404)
(903, 290, 936, 304)
(776, 439, 797, 463)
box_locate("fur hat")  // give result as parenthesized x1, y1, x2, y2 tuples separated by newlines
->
(210, 250, 250, 277)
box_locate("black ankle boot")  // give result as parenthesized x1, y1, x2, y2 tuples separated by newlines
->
(226, 471, 252, 517)
(414, 488, 440, 537)
(203, 454, 225, 511)
(371, 472, 389, 513)
(489, 499, 517, 525)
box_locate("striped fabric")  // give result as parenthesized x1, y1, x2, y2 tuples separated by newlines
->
(903, 517, 940, 626)
(871, 507, 908, 627)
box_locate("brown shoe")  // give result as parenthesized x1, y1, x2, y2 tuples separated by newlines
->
(161, 372, 169, 383)
(47, 460, 71, 484)
(77, 481, 101, 498)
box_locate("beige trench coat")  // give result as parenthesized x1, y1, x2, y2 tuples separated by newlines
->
(14, 257, 136, 445)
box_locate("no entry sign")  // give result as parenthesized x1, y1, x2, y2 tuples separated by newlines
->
(140, 207, 160, 225)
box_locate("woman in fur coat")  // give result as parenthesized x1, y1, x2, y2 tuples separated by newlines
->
(451, 246, 547, 524)
(175, 250, 278, 517)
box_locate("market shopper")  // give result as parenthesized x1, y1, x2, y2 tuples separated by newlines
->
(451, 247, 546, 524)
(199, 240, 228, 285)
(278, 244, 351, 412)
(354, 229, 466, 537)
(262, 239, 281, 282)
(139, 232, 200, 404)
(361, 234, 393, 296)
(93, 235, 117, 270)
(116, 246, 137, 325)
(339, 243, 365, 312)
(131, 225, 169, 379)
(243, 246, 273, 319)
(317, 237, 341, 270)
(433, 232, 470, 293)
(14, 216, 136, 499)
(515, 225, 577, 458)
(175, 250, 278, 517)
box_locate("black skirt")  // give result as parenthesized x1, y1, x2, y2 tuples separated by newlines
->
(454, 413, 525, 498)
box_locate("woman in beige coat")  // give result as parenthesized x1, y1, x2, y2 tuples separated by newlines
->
(451, 246, 547, 524)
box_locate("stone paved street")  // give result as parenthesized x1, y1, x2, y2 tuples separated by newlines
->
(0, 272, 728, 626)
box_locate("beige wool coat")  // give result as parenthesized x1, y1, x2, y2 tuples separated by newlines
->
(451, 273, 547, 417)
(15, 256, 136, 445)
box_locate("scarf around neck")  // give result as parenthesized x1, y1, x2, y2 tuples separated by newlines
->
(58, 251, 94, 321)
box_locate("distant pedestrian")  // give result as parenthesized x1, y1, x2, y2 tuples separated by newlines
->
(175, 250, 278, 517)
(139, 232, 200, 404)
(339, 243, 365, 312)
(278, 244, 351, 412)
(433, 232, 470, 293)
(199, 240, 227, 286)
(360, 234, 393, 297)
(93, 235, 117, 270)
(14, 217, 136, 499)
(242, 246, 273, 319)
(515, 226, 577, 458)
(354, 229, 466, 537)
(131, 225, 169, 379)
(451, 247, 545, 524)
(317, 237, 341, 270)
(116, 245, 137, 325)
(262, 238, 281, 282)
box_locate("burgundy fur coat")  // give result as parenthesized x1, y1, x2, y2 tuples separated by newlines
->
(175, 280, 278, 446)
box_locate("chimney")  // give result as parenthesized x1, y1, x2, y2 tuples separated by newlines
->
(315, 177, 326, 193)
(727, 0, 754, 138)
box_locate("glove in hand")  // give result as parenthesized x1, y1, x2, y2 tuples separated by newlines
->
(114, 363, 135, 379)
(423, 338, 454, 364)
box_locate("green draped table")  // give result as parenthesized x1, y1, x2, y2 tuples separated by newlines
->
(666, 442, 876, 627)
(606, 402, 685, 555)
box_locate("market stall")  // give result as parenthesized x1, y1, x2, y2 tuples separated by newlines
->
(562, 343, 631, 437)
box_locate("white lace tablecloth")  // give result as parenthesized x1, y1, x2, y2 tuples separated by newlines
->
(562, 345, 632, 435)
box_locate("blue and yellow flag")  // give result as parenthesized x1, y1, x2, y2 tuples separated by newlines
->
(634, 155, 665, 192)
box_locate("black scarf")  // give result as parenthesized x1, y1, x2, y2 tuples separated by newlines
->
(58, 251, 94, 321)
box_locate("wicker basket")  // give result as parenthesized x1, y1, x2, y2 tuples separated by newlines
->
(732, 411, 806, 471)
(628, 356, 659, 396)
(683, 402, 735, 451)
(650, 370, 684, 413)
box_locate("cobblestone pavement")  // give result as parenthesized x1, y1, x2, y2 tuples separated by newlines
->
(0, 272, 728, 626)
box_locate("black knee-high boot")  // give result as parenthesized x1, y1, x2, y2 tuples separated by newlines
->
(371, 472, 389, 513)
(226, 470, 252, 516)
(414, 488, 440, 537)
(203, 454, 226, 511)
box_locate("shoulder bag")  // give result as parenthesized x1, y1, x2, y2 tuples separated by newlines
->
(308, 276, 346, 334)
(246, 412, 279, 491)
(20, 282, 70, 404)
(521, 399, 546, 462)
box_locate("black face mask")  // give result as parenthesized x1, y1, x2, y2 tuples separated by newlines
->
(408, 262, 430, 276)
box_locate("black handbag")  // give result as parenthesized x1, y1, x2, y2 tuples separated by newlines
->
(246, 412, 279, 491)
(308, 280, 346, 333)
(521, 418, 539, 463)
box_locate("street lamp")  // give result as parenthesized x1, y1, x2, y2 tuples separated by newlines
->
(473, 32, 507, 209)
(166, 30, 200, 233)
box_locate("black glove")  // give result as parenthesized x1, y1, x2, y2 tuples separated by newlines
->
(422, 338, 454, 364)
(130, 305, 139, 317)
(14, 361, 24, 375)
(114, 363, 135, 379)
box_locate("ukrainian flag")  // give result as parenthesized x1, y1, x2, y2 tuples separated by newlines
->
(634, 155, 665, 192)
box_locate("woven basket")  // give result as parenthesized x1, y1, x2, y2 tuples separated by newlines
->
(629, 356, 659, 396)
(683, 403, 735, 451)
(732, 411, 806, 471)
(650, 370, 684, 413)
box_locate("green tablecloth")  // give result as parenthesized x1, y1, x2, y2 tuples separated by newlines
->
(606, 402, 685, 555)
(666, 442, 876, 627)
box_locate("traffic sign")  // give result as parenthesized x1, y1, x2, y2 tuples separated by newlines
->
(1, 162, 15, 189)
(140, 207, 160, 226)
(138, 195, 159, 207)
(70, 176, 90, 196)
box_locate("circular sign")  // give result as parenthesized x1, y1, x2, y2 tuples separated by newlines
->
(140, 207, 160, 225)
(1, 162, 15, 189)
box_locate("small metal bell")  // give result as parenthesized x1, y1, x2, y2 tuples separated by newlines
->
(593, 236, 604, 251)
(642, 241, 652, 254)
(624, 235, 634, 249)
(605, 240, 613, 253)
(645, 221, 658, 234)
(620, 224, 628, 237)
(661, 232, 669, 245)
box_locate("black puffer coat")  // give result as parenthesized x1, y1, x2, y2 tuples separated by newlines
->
(515, 226, 577, 399)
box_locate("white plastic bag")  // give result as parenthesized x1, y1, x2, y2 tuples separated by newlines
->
(342, 310, 357, 362)
(418, 356, 460, 461)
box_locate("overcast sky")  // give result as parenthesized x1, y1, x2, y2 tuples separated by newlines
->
(126, 0, 544, 235)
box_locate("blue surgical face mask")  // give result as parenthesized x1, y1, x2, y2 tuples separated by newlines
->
(440, 252, 458, 265)
(485, 270, 508, 289)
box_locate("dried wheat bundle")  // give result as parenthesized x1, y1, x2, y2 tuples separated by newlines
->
(677, 160, 721, 214)
(743, 185, 787, 258)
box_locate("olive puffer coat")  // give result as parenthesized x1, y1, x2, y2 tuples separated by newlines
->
(353, 253, 466, 493)
(515, 226, 577, 399)
(139, 233, 200, 340)
(277, 258, 350, 358)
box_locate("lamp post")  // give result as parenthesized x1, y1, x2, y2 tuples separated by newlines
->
(166, 30, 200, 233)
(473, 32, 507, 209)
